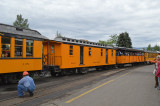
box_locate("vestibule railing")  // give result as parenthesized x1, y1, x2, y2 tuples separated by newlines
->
(42, 54, 62, 66)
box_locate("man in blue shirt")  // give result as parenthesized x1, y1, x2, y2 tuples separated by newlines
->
(17, 71, 35, 97)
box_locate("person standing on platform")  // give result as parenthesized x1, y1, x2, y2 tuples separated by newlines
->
(156, 56, 160, 90)
(17, 71, 35, 97)
(150, 56, 159, 88)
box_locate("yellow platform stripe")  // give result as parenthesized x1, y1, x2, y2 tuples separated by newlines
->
(65, 71, 131, 103)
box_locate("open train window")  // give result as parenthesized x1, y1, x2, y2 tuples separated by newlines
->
(26, 40, 33, 57)
(1, 37, 11, 57)
(112, 50, 113, 56)
(89, 48, 91, 56)
(70, 45, 73, 55)
(51, 45, 54, 53)
(15, 38, 23, 57)
(67, 39, 70, 41)
(101, 49, 103, 56)
(62, 38, 66, 41)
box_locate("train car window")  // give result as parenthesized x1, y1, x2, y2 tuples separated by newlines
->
(15, 38, 23, 57)
(62, 38, 66, 41)
(116, 51, 118, 56)
(70, 45, 73, 55)
(51, 45, 54, 53)
(89, 48, 91, 56)
(70, 50, 73, 55)
(112, 50, 113, 56)
(26, 40, 33, 56)
(101, 49, 103, 56)
(1, 37, 11, 57)
(70, 46, 73, 49)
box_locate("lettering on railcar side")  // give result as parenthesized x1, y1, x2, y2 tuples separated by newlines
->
(23, 63, 29, 65)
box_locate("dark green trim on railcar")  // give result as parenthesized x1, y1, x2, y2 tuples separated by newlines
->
(0, 57, 42, 59)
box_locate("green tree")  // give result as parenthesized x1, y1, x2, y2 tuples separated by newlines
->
(153, 44, 160, 51)
(106, 34, 118, 46)
(147, 44, 152, 51)
(142, 48, 146, 50)
(98, 40, 108, 45)
(98, 34, 118, 46)
(116, 32, 132, 48)
(13, 14, 29, 29)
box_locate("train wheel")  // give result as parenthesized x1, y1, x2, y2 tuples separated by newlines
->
(78, 68, 88, 74)
(96, 67, 102, 71)
(60, 70, 66, 76)
(51, 71, 60, 77)
(1, 75, 9, 84)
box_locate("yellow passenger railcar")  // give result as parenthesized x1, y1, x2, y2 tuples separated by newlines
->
(0, 23, 47, 83)
(144, 51, 160, 64)
(116, 47, 145, 66)
(43, 37, 116, 75)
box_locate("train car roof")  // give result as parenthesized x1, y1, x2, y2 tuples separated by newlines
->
(0, 23, 48, 40)
(114, 47, 145, 52)
(53, 37, 114, 49)
(144, 50, 160, 53)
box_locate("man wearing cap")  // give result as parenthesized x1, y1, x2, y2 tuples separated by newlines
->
(17, 71, 35, 97)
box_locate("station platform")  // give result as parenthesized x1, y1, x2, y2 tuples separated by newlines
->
(42, 65, 160, 106)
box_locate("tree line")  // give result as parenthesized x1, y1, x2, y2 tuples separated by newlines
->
(13, 14, 133, 48)
(99, 32, 132, 48)
(13, 14, 160, 52)
(146, 44, 160, 51)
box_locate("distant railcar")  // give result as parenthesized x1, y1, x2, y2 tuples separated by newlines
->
(116, 47, 145, 66)
(144, 51, 160, 64)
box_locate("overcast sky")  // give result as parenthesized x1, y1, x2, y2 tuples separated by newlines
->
(0, 0, 160, 47)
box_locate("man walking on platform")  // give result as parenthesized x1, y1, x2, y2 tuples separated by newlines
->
(17, 71, 35, 97)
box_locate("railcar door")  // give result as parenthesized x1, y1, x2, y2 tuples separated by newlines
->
(42, 41, 55, 65)
(80, 46, 83, 64)
(106, 49, 108, 64)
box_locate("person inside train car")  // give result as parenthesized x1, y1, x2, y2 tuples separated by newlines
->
(118, 51, 123, 56)
(17, 71, 35, 97)
(156, 56, 160, 90)
(117, 51, 121, 56)
(2, 51, 9, 57)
